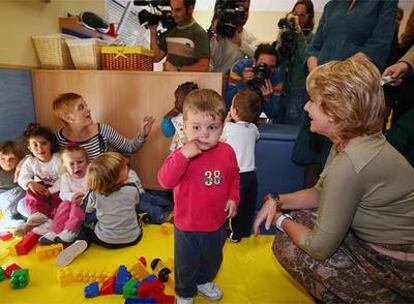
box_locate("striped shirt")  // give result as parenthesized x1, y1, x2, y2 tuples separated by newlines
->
(55, 123, 146, 160)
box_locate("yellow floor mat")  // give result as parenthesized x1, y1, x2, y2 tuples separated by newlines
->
(0, 224, 313, 304)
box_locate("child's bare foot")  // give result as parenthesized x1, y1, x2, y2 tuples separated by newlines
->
(27, 212, 48, 226)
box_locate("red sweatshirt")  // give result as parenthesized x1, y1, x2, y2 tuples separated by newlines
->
(158, 142, 240, 232)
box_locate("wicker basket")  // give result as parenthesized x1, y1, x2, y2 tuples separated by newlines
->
(66, 39, 107, 70)
(32, 34, 77, 69)
(101, 46, 154, 71)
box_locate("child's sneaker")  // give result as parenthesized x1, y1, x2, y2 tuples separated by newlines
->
(197, 282, 223, 300)
(32, 219, 52, 236)
(55, 230, 77, 243)
(39, 232, 57, 245)
(56, 240, 88, 267)
(176, 296, 194, 304)
(27, 212, 48, 226)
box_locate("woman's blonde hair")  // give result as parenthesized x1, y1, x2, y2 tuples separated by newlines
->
(86, 152, 126, 196)
(306, 59, 385, 142)
(183, 89, 226, 123)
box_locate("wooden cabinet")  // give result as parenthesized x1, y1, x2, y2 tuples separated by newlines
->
(32, 70, 224, 189)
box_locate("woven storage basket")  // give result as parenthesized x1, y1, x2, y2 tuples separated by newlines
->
(101, 46, 154, 71)
(66, 39, 107, 70)
(32, 34, 77, 69)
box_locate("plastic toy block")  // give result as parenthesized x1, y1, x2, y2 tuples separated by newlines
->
(0, 232, 13, 241)
(75, 268, 114, 283)
(57, 268, 76, 287)
(36, 243, 63, 260)
(137, 279, 164, 298)
(158, 294, 175, 304)
(150, 258, 174, 287)
(128, 260, 150, 281)
(5, 263, 22, 278)
(84, 281, 100, 298)
(100, 276, 116, 295)
(15, 231, 39, 255)
(125, 298, 157, 304)
(138, 256, 147, 267)
(142, 274, 158, 283)
(115, 265, 132, 294)
(10, 269, 29, 289)
(0, 267, 5, 282)
(123, 278, 138, 299)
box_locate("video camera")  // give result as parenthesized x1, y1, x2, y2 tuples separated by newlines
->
(247, 63, 272, 96)
(134, 0, 176, 31)
(277, 15, 297, 58)
(213, 0, 246, 38)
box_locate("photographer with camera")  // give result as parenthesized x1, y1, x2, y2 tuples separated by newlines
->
(225, 43, 283, 121)
(275, 0, 314, 125)
(148, 0, 210, 72)
(209, 0, 259, 73)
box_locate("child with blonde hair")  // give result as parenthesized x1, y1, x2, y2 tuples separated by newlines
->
(53, 92, 154, 160)
(17, 124, 61, 232)
(221, 88, 261, 242)
(56, 152, 142, 267)
(161, 82, 199, 153)
(0, 141, 25, 230)
(39, 146, 88, 245)
(158, 89, 240, 304)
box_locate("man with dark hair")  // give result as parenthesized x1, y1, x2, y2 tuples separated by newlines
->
(225, 43, 283, 121)
(149, 0, 210, 72)
(209, 0, 259, 73)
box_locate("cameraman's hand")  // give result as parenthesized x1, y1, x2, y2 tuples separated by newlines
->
(260, 79, 273, 101)
(242, 67, 255, 82)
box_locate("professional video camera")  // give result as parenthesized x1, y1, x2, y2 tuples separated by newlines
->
(213, 0, 246, 38)
(247, 62, 272, 95)
(277, 15, 297, 58)
(134, 0, 176, 31)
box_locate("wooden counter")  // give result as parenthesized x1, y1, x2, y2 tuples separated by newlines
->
(32, 70, 224, 190)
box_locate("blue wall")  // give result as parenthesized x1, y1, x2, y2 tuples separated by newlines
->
(0, 69, 35, 141)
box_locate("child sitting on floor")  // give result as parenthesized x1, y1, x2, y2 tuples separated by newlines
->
(221, 88, 262, 242)
(53, 92, 155, 160)
(0, 141, 25, 231)
(56, 152, 143, 267)
(161, 82, 198, 153)
(125, 155, 173, 224)
(39, 146, 88, 245)
(16, 123, 61, 235)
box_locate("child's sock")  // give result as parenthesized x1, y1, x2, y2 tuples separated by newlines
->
(55, 230, 77, 243)
(56, 240, 88, 267)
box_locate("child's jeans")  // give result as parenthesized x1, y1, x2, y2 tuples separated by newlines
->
(137, 192, 173, 224)
(25, 189, 61, 218)
(0, 187, 25, 218)
(51, 201, 85, 234)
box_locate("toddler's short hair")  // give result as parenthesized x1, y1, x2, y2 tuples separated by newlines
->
(60, 146, 88, 162)
(87, 152, 126, 196)
(52, 92, 83, 123)
(0, 141, 22, 159)
(232, 88, 262, 122)
(183, 89, 226, 123)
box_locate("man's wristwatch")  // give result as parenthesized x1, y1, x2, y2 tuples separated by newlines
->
(264, 193, 282, 212)
(276, 213, 293, 233)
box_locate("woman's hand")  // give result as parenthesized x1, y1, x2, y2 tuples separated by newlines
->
(382, 61, 411, 86)
(140, 115, 155, 138)
(253, 198, 280, 235)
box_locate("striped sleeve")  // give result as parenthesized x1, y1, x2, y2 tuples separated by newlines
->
(100, 123, 146, 154)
